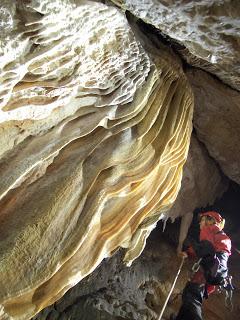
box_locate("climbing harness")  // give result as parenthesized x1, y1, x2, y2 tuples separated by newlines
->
(157, 256, 185, 320)
(192, 258, 235, 311)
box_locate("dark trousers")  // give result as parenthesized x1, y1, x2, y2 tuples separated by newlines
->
(175, 281, 205, 320)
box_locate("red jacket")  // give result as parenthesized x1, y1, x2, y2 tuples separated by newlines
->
(189, 224, 231, 292)
(200, 225, 231, 255)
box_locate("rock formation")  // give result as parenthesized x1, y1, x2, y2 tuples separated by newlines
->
(187, 68, 240, 184)
(0, 1, 193, 319)
(32, 233, 187, 320)
(111, 0, 240, 91)
(0, 1, 239, 320)
(32, 224, 240, 320)
(32, 131, 231, 320)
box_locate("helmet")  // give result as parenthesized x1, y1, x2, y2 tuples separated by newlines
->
(199, 211, 223, 224)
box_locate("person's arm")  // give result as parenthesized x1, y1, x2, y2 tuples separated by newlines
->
(181, 236, 198, 258)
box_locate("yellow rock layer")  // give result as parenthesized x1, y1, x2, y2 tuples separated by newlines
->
(0, 1, 193, 319)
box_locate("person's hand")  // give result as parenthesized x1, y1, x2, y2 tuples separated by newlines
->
(178, 251, 188, 259)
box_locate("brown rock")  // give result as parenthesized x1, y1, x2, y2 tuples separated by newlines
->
(187, 68, 240, 184)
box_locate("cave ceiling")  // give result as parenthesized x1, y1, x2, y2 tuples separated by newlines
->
(111, 0, 240, 91)
(0, 1, 239, 320)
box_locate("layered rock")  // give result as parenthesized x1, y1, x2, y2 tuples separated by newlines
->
(187, 68, 240, 184)
(32, 234, 185, 320)
(111, 0, 240, 91)
(0, 1, 193, 319)
(32, 131, 229, 320)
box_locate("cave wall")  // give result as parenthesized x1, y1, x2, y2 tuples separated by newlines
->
(187, 68, 240, 184)
(0, 1, 240, 320)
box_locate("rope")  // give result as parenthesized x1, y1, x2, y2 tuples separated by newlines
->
(234, 247, 240, 255)
(157, 257, 185, 320)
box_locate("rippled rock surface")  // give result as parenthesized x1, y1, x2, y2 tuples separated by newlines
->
(0, 1, 193, 319)
(111, 0, 240, 91)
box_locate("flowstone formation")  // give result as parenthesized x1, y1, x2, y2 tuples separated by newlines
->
(32, 233, 187, 320)
(111, 0, 240, 91)
(32, 133, 229, 320)
(0, 1, 193, 319)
